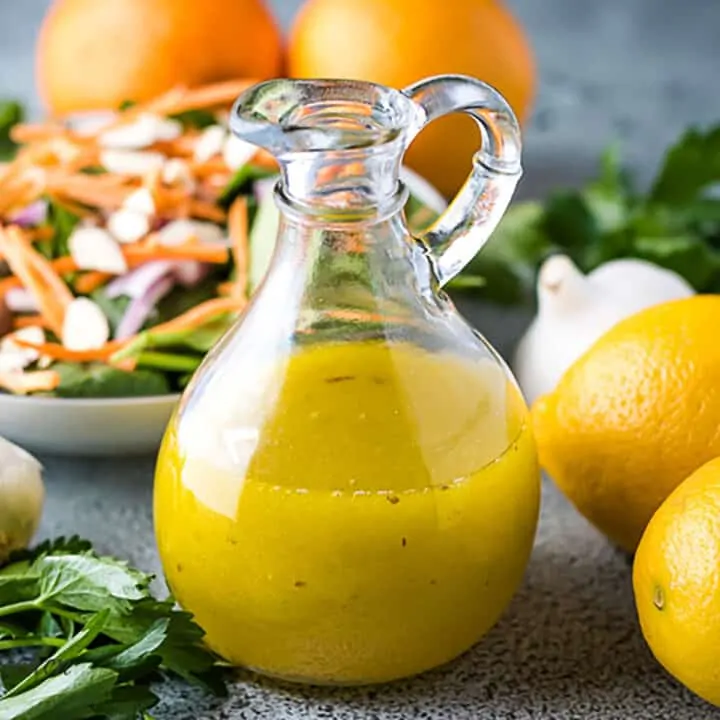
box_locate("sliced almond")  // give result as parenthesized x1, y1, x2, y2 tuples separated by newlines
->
(0, 326, 46, 371)
(66, 110, 118, 137)
(69, 226, 128, 274)
(100, 149, 165, 176)
(194, 125, 227, 163)
(157, 219, 225, 247)
(223, 136, 258, 171)
(153, 116, 184, 142)
(99, 113, 182, 150)
(0, 355, 27, 373)
(62, 298, 110, 351)
(124, 187, 156, 216)
(162, 158, 196, 191)
(4, 287, 38, 313)
(107, 208, 151, 245)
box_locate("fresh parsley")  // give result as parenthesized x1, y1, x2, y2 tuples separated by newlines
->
(0, 101, 23, 161)
(468, 122, 720, 303)
(0, 537, 227, 720)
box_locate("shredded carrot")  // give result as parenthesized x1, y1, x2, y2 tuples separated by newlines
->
(16, 297, 243, 366)
(22, 245, 74, 310)
(45, 192, 97, 218)
(0, 227, 72, 335)
(154, 79, 258, 116)
(153, 133, 199, 158)
(13, 338, 125, 363)
(123, 242, 230, 266)
(13, 315, 51, 330)
(97, 79, 257, 138)
(11, 123, 68, 144)
(114, 357, 138, 372)
(192, 157, 231, 178)
(0, 255, 76, 294)
(75, 271, 113, 294)
(0, 275, 20, 296)
(189, 199, 227, 223)
(216, 281, 234, 296)
(28, 226, 55, 241)
(0, 369, 60, 394)
(228, 197, 249, 300)
(46, 176, 132, 210)
(50, 256, 79, 275)
(147, 297, 244, 335)
(251, 149, 278, 171)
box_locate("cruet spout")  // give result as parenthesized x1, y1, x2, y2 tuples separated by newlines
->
(229, 74, 521, 283)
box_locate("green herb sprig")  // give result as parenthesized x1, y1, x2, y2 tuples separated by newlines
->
(464, 123, 720, 304)
(0, 538, 226, 720)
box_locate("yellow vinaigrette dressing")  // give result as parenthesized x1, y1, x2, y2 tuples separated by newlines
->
(155, 341, 540, 685)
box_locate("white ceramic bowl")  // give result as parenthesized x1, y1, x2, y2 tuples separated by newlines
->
(0, 393, 179, 457)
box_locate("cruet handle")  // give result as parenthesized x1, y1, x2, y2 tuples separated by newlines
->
(402, 75, 523, 286)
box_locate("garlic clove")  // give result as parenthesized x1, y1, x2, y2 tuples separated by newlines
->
(123, 187, 156, 216)
(0, 434, 44, 564)
(588, 258, 694, 310)
(513, 254, 696, 404)
(107, 208, 151, 245)
(223, 135, 258, 170)
(100, 149, 165, 176)
(536, 254, 594, 314)
(157, 218, 225, 247)
(69, 227, 128, 274)
(194, 125, 227, 163)
(62, 298, 110, 351)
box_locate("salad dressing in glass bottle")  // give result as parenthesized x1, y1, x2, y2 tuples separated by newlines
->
(154, 74, 540, 685)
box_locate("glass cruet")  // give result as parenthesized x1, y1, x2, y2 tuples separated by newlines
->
(154, 74, 541, 686)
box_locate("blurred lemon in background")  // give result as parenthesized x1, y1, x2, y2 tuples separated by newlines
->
(36, 0, 283, 114)
(532, 295, 720, 552)
(634, 457, 720, 707)
(288, 0, 535, 197)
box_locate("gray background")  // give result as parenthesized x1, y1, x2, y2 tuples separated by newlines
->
(3, 1, 720, 718)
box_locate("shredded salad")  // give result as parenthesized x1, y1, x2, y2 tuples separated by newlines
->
(0, 80, 441, 398)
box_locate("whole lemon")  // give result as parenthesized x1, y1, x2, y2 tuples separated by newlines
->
(532, 295, 720, 552)
(288, 0, 535, 197)
(634, 457, 720, 706)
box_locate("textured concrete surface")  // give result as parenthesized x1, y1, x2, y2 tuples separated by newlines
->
(3, 0, 720, 717)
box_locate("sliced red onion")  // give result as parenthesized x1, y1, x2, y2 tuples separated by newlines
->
(115, 275, 175, 340)
(105, 260, 175, 299)
(172, 261, 209, 288)
(9, 200, 48, 228)
(5, 288, 39, 313)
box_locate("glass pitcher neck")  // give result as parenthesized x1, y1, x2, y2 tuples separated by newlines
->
(279, 140, 407, 214)
(230, 78, 423, 214)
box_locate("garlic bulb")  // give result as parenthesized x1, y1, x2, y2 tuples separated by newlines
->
(513, 255, 694, 404)
(0, 436, 45, 564)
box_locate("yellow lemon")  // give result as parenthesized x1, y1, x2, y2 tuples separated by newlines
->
(532, 295, 720, 551)
(634, 457, 720, 706)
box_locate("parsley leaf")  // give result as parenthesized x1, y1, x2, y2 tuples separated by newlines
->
(0, 100, 24, 161)
(0, 540, 227, 719)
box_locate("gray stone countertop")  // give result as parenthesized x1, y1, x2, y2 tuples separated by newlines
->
(3, 0, 720, 717)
